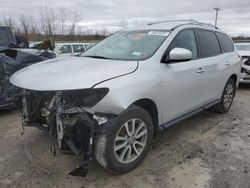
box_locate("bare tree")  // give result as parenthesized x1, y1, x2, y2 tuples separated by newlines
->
(19, 15, 30, 37)
(58, 7, 67, 35)
(0, 7, 107, 42)
(40, 6, 57, 37)
(68, 11, 81, 36)
(29, 17, 39, 34)
(77, 25, 83, 36)
(3, 16, 17, 32)
(101, 27, 108, 36)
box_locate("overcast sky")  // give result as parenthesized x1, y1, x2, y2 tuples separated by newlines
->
(0, 0, 250, 36)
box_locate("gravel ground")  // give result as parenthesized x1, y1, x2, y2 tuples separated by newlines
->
(0, 85, 250, 188)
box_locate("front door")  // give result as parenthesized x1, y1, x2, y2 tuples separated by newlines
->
(160, 29, 208, 123)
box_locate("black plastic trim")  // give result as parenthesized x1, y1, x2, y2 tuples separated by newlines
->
(159, 99, 220, 130)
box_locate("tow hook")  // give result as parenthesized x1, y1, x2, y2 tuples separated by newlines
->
(69, 158, 91, 177)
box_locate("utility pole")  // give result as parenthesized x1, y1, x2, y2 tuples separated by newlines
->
(213, 7, 220, 27)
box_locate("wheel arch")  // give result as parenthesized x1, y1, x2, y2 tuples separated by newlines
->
(131, 98, 159, 137)
(230, 74, 237, 84)
(229, 74, 238, 97)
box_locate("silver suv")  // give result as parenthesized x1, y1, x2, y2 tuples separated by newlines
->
(10, 21, 241, 174)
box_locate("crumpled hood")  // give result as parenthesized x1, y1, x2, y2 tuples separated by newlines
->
(1, 48, 48, 55)
(10, 57, 138, 91)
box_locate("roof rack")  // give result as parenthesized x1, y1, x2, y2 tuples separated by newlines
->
(186, 21, 218, 29)
(148, 19, 196, 25)
(148, 20, 218, 29)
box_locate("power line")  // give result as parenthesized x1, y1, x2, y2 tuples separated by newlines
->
(213, 7, 220, 27)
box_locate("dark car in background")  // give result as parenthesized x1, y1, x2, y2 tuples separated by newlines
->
(0, 26, 56, 109)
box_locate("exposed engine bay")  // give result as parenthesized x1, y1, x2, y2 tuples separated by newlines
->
(19, 88, 110, 158)
(241, 56, 250, 81)
(241, 56, 250, 73)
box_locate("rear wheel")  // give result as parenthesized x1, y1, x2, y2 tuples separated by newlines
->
(94, 105, 153, 174)
(214, 78, 236, 113)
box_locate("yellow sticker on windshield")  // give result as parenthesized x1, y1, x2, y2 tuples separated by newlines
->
(131, 33, 146, 40)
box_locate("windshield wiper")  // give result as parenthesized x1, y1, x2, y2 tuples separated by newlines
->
(84, 55, 112, 60)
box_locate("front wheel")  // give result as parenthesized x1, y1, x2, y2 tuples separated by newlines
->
(94, 105, 153, 174)
(214, 78, 236, 113)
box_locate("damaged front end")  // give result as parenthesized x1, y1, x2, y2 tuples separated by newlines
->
(19, 88, 112, 175)
(241, 56, 250, 82)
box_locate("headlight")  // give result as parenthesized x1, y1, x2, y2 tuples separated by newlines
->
(242, 56, 250, 66)
(62, 88, 109, 108)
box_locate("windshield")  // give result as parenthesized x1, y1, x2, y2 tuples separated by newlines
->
(235, 44, 250, 51)
(83, 30, 170, 60)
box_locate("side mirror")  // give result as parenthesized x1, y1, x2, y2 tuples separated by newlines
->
(167, 48, 192, 63)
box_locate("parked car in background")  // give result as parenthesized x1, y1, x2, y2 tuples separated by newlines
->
(0, 26, 56, 109)
(29, 41, 43, 48)
(10, 20, 241, 174)
(235, 41, 250, 83)
(55, 43, 95, 57)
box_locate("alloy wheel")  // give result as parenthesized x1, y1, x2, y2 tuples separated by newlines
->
(114, 118, 148, 163)
(223, 83, 234, 108)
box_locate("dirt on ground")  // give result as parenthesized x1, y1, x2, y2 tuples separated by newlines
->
(0, 85, 250, 188)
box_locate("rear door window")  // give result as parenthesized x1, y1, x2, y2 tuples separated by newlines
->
(197, 30, 221, 58)
(216, 32, 234, 53)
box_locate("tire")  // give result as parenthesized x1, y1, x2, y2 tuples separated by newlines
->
(94, 105, 153, 174)
(214, 78, 236, 113)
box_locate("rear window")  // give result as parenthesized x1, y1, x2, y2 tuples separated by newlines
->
(197, 30, 221, 58)
(73, 44, 85, 53)
(216, 32, 234, 53)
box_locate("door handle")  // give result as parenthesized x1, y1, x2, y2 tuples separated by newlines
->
(225, 62, 231, 66)
(196, 68, 205, 73)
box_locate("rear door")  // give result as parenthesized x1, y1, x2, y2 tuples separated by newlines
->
(215, 32, 239, 93)
(195, 29, 223, 101)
